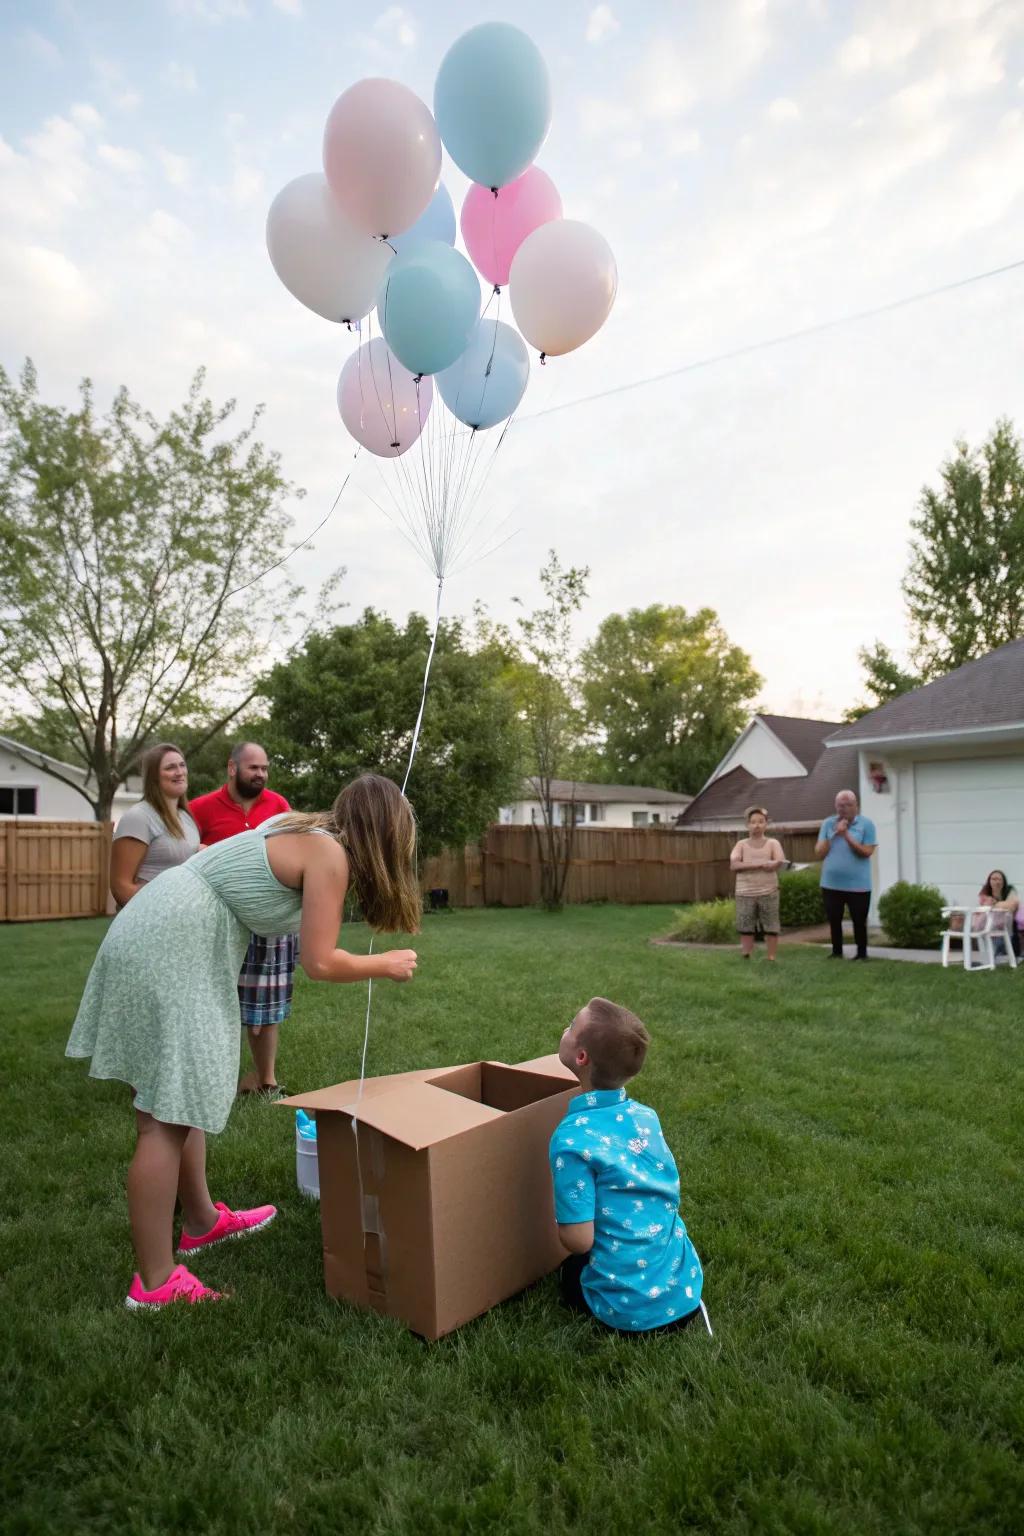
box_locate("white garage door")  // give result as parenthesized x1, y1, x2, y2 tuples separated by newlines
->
(915, 756, 1024, 904)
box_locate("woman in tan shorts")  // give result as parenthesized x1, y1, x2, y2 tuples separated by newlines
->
(730, 806, 786, 961)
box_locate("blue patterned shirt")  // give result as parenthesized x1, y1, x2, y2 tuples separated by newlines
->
(549, 1086, 704, 1332)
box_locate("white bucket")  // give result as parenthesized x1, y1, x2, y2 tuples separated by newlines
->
(296, 1125, 320, 1200)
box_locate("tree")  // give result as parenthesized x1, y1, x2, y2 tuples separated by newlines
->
(852, 419, 1024, 713)
(579, 605, 762, 794)
(0, 362, 307, 819)
(508, 552, 590, 912)
(260, 608, 523, 857)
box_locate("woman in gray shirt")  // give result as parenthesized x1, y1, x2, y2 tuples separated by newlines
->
(110, 743, 200, 907)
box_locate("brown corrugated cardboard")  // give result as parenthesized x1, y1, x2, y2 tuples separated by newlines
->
(281, 1053, 580, 1340)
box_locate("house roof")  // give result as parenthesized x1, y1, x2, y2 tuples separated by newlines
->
(677, 743, 861, 826)
(758, 714, 845, 771)
(522, 778, 693, 806)
(0, 734, 141, 794)
(827, 638, 1024, 746)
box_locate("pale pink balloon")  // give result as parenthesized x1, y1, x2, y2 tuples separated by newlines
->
(323, 79, 441, 238)
(337, 337, 433, 458)
(509, 219, 617, 357)
(461, 167, 562, 288)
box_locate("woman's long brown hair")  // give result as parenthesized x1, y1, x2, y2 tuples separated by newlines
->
(275, 773, 420, 933)
(141, 742, 189, 838)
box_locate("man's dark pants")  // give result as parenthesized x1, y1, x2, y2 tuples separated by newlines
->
(822, 886, 870, 958)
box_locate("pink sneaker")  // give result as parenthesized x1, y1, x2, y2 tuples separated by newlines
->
(177, 1200, 277, 1256)
(125, 1264, 222, 1310)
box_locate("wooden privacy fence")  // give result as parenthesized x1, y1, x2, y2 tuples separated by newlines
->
(1, 820, 113, 922)
(421, 824, 821, 908)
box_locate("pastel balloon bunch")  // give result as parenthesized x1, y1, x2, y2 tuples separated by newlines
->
(266, 21, 617, 563)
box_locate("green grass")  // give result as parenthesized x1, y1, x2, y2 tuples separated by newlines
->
(2, 906, 1023, 1535)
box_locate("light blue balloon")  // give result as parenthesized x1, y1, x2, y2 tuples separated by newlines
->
(389, 183, 456, 257)
(434, 22, 552, 189)
(437, 319, 529, 430)
(377, 238, 481, 377)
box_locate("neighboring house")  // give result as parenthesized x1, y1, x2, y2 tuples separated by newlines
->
(678, 714, 861, 831)
(499, 779, 693, 829)
(824, 639, 1024, 910)
(0, 735, 139, 821)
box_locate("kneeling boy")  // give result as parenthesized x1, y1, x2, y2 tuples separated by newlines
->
(549, 997, 710, 1335)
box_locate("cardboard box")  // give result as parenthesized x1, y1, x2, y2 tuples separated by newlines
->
(281, 1054, 578, 1340)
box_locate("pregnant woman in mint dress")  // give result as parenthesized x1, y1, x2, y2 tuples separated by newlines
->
(67, 774, 420, 1310)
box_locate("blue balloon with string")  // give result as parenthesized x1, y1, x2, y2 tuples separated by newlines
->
(434, 22, 552, 189)
(378, 238, 481, 376)
(437, 319, 529, 430)
(390, 183, 456, 257)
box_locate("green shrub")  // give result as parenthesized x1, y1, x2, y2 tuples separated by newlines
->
(778, 867, 826, 929)
(672, 899, 736, 944)
(877, 881, 946, 948)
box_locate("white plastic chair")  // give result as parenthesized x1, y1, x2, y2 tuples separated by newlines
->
(941, 906, 1017, 971)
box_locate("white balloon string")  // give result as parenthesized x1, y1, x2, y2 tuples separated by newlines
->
(352, 575, 446, 1248)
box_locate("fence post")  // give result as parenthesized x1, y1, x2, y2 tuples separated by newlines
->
(5, 822, 17, 922)
(96, 822, 113, 916)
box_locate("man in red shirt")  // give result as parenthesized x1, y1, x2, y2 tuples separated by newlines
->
(190, 741, 294, 1098)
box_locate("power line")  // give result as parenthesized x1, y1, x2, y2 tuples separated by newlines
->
(515, 257, 1024, 424)
(233, 255, 1024, 594)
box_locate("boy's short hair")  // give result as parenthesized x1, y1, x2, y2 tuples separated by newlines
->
(745, 805, 769, 822)
(579, 997, 650, 1089)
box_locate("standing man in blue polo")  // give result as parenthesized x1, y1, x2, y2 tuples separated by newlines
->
(815, 787, 878, 961)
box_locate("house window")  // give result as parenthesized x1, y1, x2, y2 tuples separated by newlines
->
(531, 807, 540, 824)
(589, 803, 605, 822)
(632, 811, 649, 827)
(573, 804, 585, 825)
(652, 813, 661, 825)
(0, 786, 38, 815)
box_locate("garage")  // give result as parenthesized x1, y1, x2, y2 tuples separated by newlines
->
(914, 756, 1024, 904)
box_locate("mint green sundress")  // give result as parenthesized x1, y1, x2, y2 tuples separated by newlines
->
(67, 819, 317, 1133)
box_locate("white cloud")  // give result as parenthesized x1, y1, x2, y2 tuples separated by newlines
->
(669, 128, 702, 156)
(767, 97, 801, 124)
(578, 95, 636, 138)
(586, 5, 620, 45)
(97, 143, 143, 174)
(21, 29, 62, 67)
(273, 0, 303, 12)
(164, 61, 199, 92)
(71, 103, 104, 132)
(0, 241, 103, 329)
(231, 164, 264, 206)
(158, 149, 191, 186)
(837, 33, 872, 73)
(374, 6, 416, 48)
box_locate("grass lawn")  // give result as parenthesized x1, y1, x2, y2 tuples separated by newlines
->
(3, 905, 1023, 1535)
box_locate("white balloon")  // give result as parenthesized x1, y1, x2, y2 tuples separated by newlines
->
(266, 172, 393, 324)
(509, 219, 617, 357)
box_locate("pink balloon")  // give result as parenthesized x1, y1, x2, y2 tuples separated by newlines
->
(337, 337, 433, 458)
(324, 79, 441, 238)
(461, 167, 562, 288)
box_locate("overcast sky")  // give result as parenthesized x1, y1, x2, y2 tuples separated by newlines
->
(3, 0, 1023, 721)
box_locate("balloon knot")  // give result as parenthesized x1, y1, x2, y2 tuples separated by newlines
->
(539, 352, 547, 366)
(414, 374, 423, 384)
(490, 187, 499, 198)
(493, 284, 501, 295)
(390, 441, 400, 449)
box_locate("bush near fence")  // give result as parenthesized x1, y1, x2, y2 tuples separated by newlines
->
(420, 825, 821, 909)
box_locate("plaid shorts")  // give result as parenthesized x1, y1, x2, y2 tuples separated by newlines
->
(238, 932, 298, 1027)
(735, 891, 780, 935)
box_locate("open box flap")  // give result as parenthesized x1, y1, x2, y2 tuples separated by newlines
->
(347, 1080, 505, 1149)
(278, 1065, 454, 1114)
(511, 1053, 579, 1083)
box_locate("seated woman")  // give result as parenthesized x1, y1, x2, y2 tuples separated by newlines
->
(978, 869, 1020, 956)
